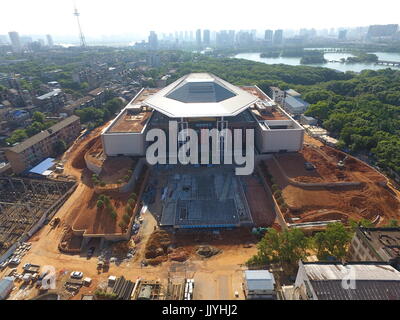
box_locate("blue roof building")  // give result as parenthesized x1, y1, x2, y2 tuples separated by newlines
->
(0, 277, 14, 300)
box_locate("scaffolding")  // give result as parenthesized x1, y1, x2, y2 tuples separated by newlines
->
(0, 177, 76, 257)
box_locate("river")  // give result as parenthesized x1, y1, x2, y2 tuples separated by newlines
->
(234, 51, 400, 73)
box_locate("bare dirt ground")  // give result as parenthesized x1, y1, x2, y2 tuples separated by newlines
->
(265, 142, 400, 226)
(242, 175, 276, 227)
(2, 123, 258, 300)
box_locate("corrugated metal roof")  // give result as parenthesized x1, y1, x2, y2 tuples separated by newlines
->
(8, 115, 80, 154)
(36, 89, 62, 100)
(310, 280, 400, 300)
(144, 73, 258, 118)
(245, 270, 275, 291)
(304, 263, 400, 281)
(0, 277, 13, 300)
(29, 157, 55, 175)
(285, 95, 309, 110)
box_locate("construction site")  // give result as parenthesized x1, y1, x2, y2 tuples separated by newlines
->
(0, 177, 76, 262)
(262, 143, 400, 227)
(154, 166, 254, 229)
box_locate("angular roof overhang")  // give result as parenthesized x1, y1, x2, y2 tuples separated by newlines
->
(143, 73, 258, 118)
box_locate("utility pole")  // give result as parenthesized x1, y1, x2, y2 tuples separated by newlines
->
(73, 5, 86, 47)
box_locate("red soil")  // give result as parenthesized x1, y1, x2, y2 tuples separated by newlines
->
(264, 145, 400, 226)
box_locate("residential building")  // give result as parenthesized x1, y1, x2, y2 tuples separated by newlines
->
(35, 89, 66, 112)
(196, 29, 202, 47)
(146, 53, 161, 68)
(203, 29, 210, 46)
(88, 87, 107, 106)
(61, 96, 96, 115)
(273, 29, 283, 45)
(8, 31, 22, 53)
(292, 261, 400, 300)
(349, 227, 400, 270)
(338, 29, 347, 41)
(367, 24, 398, 40)
(148, 31, 158, 50)
(264, 29, 273, 43)
(5, 115, 81, 173)
(46, 34, 54, 47)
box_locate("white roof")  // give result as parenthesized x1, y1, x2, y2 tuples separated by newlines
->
(304, 263, 400, 281)
(245, 270, 275, 291)
(143, 73, 258, 118)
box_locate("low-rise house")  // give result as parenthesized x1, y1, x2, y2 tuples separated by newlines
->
(35, 89, 66, 112)
(292, 261, 400, 300)
(61, 96, 95, 115)
(283, 95, 310, 115)
(243, 270, 276, 300)
(300, 115, 318, 126)
(88, 87, 106, 106)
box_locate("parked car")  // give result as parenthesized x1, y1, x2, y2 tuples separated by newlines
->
(9, 257, 21, 265)
(70, 271, 83, 279)
(304, 162, 316, 171)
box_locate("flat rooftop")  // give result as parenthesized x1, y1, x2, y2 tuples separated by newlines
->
(106, 89, 160, 133)
(359, 227, 400, 261)
(241, 86, 290, 121)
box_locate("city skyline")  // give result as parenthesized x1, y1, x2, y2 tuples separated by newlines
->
(1, 0, 400, 40)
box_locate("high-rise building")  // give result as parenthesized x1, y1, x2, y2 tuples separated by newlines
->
(0, 35, 9, 44)
(148, 31, 158, 50)
(196, 29, 202, 47)
(228, 30, 235, 45)
(46, 34, 54, 47)
(273, 29, 283, 45)
(367, 24, 399, 40)
(264, 30, 273, 42)
(8, 31, 22, 52)
(338, 30, 347, 40)
(203, 29, 210, 46)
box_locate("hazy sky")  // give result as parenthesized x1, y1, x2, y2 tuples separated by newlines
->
(1, 0, 399, 39)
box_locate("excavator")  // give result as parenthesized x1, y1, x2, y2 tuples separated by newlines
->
(337, 156, 349, 169)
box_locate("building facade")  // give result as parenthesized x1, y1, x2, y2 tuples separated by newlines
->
(101, 73, 304, 165)
(5, 115, 81, 173)
(349, 227, 400, 270)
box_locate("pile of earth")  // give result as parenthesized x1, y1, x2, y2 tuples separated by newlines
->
(144, 230, 171, 259)
(196, 245, 221, 258)
(169, 247, 190, 262)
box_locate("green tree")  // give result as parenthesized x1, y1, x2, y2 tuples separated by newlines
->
(97, 199, 104, 209)
(53, 139, 67, 155)
(32, 111, 45, 123)
(314, 223, 352, 261)
(6, 129, 28, 145)
(247, 228, 310, 274)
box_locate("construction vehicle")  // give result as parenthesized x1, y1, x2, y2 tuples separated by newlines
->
(23, 263, 40, 273)
(337, 156, 349, 169)
(252, 227, 268, 237)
